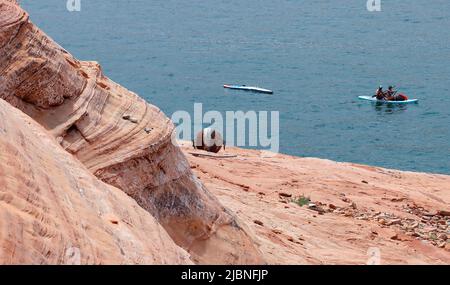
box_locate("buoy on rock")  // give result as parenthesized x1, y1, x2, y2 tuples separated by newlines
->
(193, 128, 224, 153)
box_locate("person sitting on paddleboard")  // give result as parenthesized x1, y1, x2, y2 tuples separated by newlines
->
(386, 86, 396, 97)
(386, 86, 408, 101)
(373, 86, 386, 100)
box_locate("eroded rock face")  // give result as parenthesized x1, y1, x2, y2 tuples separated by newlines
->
(0, 99, 191, 265)
(0, 1, 263, 264)
(0, 2, 86, 108)
(98, 141, 261, 264)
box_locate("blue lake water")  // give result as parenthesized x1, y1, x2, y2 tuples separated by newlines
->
(21, 0, 450, 174)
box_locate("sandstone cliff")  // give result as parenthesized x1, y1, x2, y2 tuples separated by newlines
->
(0, 0, 263, 264)
(2, 0, 449, 265)
(0, 99, 192, 264)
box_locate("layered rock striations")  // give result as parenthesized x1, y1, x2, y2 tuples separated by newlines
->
(0, 0, 263, 264)
(4, 0, 448, 265)
(0, 99, 192, 264)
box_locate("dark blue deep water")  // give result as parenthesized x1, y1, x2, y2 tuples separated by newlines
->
(21, 0, 450, 174)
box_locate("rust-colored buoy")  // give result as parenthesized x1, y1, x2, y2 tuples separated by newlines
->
(193, 128, 224, 153)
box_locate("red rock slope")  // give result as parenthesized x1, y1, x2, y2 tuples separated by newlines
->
(0, 0, 263, 264)
(181, 142, 450, 264)
(0, 99, 192, 264)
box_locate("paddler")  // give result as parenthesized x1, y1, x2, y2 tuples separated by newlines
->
(386, 86, 396, 97)
(386, 86, 408, 101)
(373, 85, 386, 100)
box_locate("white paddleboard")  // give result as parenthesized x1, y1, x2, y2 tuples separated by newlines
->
(358, 96, 418, 104)
(224, 84, 273, 94)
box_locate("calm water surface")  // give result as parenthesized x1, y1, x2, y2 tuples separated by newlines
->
(22, 0, 450, 174)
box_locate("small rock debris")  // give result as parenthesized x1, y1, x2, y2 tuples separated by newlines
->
(122, 114, 139, 124)
(253, 220, 264, 226)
